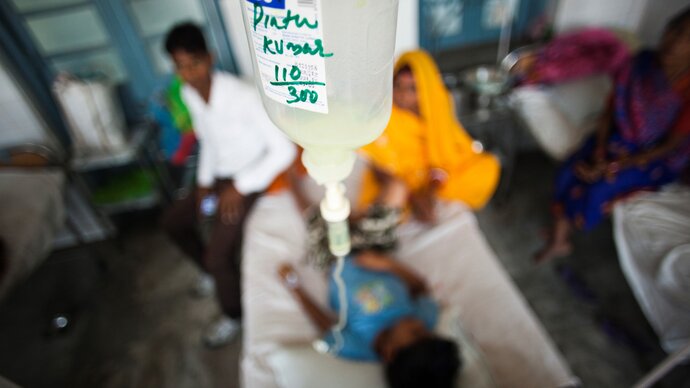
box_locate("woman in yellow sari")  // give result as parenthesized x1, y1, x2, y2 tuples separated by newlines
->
(359, 50, 501, 222)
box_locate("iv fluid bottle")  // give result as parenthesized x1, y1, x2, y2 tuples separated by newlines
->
(240, 0, 400, 185)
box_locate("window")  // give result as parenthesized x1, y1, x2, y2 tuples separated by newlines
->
(17, 1, 128, 82)
(4, 0, 236, 116)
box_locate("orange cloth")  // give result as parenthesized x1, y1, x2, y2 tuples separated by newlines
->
(359, 50, 501, 209)
(265, 171, 290, 194)
(265, 148, 306, 195)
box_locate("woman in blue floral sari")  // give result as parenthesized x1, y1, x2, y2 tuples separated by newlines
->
(537, 8, 690, 262)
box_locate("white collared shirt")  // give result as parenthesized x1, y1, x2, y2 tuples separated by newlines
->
(182, 71, 296, 194)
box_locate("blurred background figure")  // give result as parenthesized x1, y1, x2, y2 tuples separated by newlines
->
(161, 23, 296, 347)
(359, 50, 500, 224)
(537, 7, 690, 262)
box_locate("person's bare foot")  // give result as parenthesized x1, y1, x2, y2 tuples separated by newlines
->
(534, 241, 573, 263)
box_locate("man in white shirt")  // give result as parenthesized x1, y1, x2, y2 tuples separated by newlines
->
(161, 23, 296, 347)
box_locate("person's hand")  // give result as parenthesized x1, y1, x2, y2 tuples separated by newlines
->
(603, 159, 625, 181)
(355, 251, 395, 272)
(379, 177, 408, 209)
(218, 183, 244, 225)
(370, 166, 408, 209)
(277, 263, 300, 290)
(195, 186, 213, 217)
(574, 161, 605, 183)
(410, 185, 436, 223)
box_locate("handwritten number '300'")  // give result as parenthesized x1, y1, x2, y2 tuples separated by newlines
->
(287, 86, 318, 104)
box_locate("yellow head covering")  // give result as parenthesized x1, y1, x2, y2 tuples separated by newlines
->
(360, 50, 500, 210)
(394, 50, 476, 170)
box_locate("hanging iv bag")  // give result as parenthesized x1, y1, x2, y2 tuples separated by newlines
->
(241, 0, 399, 181)
(241, 0, 398, 256)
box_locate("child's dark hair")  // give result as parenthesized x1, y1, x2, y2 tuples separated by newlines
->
(385, 337, 461, 388)
(165, 22, 208, 56)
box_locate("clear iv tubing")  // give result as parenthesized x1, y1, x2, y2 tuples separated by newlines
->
(331, 255, 347, 353)
(320, 182, 351, 354)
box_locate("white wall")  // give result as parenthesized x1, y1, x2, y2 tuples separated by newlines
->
(395, 0, 420, 57)
(0, 56, 51, 148)
(220, 0, 254, 78)
(555, 0, 648, 34)
(555, 0, 688, 47)
(220, 0, 420, 78)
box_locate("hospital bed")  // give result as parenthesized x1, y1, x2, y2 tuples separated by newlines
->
(613, 185, 690, 354)
(241, 159, 579, 388)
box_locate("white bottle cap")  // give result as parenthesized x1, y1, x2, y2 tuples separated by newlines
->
(320, 182, 350, 222)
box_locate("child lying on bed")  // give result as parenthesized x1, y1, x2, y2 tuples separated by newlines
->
(278, 173, 461, 388)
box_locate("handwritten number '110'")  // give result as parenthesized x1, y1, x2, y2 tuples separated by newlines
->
(273, 64, 319, 105)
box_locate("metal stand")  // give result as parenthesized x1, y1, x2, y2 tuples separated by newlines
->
(633, 342, 690, 388)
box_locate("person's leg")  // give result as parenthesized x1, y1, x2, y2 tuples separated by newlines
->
(535, 159, 677, 263)
(161, 194, 204, 264)
(535, 138, 596, 263)
(203, 193, 260, 319)
(535, 172, 580, 263)
(535, 215, 573, 263)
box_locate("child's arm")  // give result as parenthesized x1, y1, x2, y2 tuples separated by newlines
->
(356, 252, 428, 297)
(278, 264, 336, 333)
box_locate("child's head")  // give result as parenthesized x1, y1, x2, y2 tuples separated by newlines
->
(164, 23, 212, 91)
(376, 317, 461, 388)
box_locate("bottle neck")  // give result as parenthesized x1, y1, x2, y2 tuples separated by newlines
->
(301, 147, 356, 186)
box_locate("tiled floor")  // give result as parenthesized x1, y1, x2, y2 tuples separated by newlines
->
(0, 223, 241, 388)
(477, 152, 690, 388)
(0, 152, 688, 388)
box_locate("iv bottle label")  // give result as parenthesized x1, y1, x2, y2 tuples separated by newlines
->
(244, 0, 330, 114)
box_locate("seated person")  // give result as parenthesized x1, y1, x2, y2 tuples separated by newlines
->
(280, 178, 461, 388)
(161, 23, 296, 346)
(537, 7, 690, 262)
(359, 50, 500, 223)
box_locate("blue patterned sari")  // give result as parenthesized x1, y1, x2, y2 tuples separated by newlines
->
(554, 51, 690, 230)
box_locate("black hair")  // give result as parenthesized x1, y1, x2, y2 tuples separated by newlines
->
(164, 22, 208, 56)
(385, 337, 462, 388)
(667, 6, 690, 33)
(394, 65, 413, 81)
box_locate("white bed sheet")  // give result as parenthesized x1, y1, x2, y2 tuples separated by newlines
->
(613, 185, 690, 353)
(242, 192, 576, 388)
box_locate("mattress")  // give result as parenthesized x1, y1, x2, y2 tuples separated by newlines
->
(241, 191, 576, 388)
